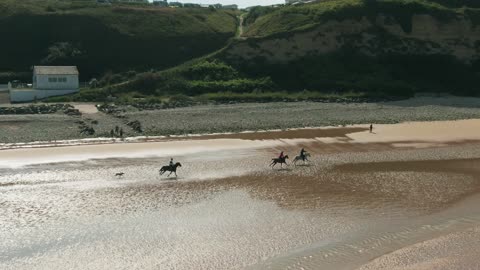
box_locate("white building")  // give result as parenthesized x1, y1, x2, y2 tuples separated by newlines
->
(9, 66, 80, 102)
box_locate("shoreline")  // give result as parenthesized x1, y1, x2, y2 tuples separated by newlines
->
(3, 119, 480, 168)
(0, 125, 364, 151)
(2, 118, 480, 151)
(3, 97, 480, 144)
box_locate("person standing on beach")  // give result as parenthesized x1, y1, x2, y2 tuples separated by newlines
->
(370, 124, 373, 133)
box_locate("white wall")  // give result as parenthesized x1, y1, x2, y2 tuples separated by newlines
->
(9, 89, 79, 103)
(34, 74, 79, 90)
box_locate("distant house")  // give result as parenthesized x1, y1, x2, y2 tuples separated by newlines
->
(220, 4, 238, 9)
(183, 3, 202, 8)
(9, 66, 80, 103)
(169, 2, 183, 7)
(33, 66, 79, 90)
(153, 0, 168, 7)
(210, 3, 222, 9)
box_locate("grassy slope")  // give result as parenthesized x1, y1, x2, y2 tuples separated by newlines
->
(228, 0, 480, 96)
(243, 0, 477, 37)
(0, 0, 238, 81)
(48, 0, 480, 102)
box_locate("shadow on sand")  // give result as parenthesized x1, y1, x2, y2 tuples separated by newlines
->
(294, 163, 313, 167)
(274, 167, 293, 172)
(161, 176, 180, 181)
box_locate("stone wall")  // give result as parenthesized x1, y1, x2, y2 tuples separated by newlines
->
(9, 89, 78, 103)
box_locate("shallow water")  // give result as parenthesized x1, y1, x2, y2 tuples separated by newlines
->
(1, 142, 480, 270)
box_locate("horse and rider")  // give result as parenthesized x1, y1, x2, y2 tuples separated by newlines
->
(293, 148, 310, 165)
(159, 148, 310, 176)
(270, 151, 289, 168)
(271, 148, 310, 168)
(159, 157, 182, 177)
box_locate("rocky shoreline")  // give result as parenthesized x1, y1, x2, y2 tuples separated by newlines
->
(1, 97, 480, 144)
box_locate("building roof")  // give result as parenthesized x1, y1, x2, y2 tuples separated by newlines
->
(34, 66, 79, 75)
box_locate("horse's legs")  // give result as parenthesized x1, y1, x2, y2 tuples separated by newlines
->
(168, 171, 172, 177)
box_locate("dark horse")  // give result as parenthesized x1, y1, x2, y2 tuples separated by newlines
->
(270, 155, 289, 168)
(293, 153, 311, 165)
(159, 162, 182, 177)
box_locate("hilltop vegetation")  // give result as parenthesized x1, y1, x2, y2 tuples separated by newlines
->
(48, 58, 281, 103)
(94, 0, 480, 103)
(7, 0, 480, 103)
(224, 0, 480, 97)
(0, 0, 238, 82)
(243, 0, 479, 37)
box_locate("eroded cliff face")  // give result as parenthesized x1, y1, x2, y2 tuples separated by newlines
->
(225, 15, 480, 63)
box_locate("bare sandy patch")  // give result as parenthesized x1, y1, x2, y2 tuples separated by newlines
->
(347, 119, 480, 144)
(73, 104, 98, 114)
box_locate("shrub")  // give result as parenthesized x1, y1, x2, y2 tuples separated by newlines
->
(124, 72, 159, 95)
(185, 60, 239, 81)
(166, 94, 194, 107)
(71, 88, 109, 102)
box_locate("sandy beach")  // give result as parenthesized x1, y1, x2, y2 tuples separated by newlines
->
(2, 119, 480, 269)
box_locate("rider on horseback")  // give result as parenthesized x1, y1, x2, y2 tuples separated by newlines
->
(270, 151, 288, 168)
(160, 159, 182, 177)
(300, 148, 307, 161)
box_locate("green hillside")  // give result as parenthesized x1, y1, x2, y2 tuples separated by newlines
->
(243, 0, 478, 37)
(44, 0, 480, 103)
(0, 0, 238, 82)
(225, 0, 480, 97)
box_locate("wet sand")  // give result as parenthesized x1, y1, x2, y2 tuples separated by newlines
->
(2, 120, 480, 269)
(358, 225, 480, 270)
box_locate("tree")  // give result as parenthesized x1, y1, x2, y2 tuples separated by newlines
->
(41, 42, 83, 65)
